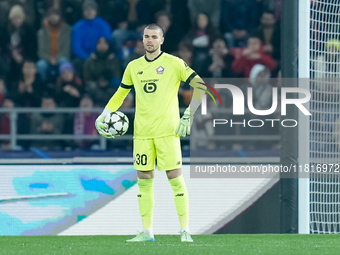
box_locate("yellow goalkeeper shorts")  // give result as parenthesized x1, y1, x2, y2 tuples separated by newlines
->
(133, 135, 182, 171)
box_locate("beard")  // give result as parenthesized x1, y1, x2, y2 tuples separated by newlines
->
(145, 44, 159, 53)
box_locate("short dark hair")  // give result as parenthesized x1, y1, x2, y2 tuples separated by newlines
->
(144, 23, 164, 37)
(41, 92, 55, 101)
(210, 37, 229, 49)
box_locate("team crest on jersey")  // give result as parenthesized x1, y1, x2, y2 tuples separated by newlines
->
(156, 66, 164, 74)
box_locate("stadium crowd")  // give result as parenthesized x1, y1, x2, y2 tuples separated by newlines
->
(0, 0, 283, 150)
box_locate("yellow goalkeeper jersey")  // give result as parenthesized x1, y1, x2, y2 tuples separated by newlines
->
(121, 52, 196, 139)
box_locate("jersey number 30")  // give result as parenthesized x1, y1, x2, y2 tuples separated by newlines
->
(135, 153, 147, 165)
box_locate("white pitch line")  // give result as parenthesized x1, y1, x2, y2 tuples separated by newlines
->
(0, 193, 69, 202)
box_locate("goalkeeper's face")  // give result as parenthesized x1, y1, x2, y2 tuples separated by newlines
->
(143, 29, 164, 53)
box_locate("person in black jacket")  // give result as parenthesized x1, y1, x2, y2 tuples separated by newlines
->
(0, 5, 37, 84)
(252, 11, 281, 61)
(155, 11, 186, 54)
(14, 59, 42, 107)
(83, 37, 122, 90)
(56, 62, 83, 107)
(220, 0, 260, 48)
(195, 37, 236, 78)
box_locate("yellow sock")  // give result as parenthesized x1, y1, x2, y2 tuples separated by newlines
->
(169, 175, 189, 229)
(137, 178, 154, 229)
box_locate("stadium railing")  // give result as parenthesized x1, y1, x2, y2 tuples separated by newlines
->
(0, 108, 280, 150)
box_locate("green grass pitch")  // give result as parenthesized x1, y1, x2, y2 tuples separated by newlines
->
(0, 234, 338, 255)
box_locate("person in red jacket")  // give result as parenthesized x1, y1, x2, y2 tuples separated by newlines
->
(232, 36, 276, 78)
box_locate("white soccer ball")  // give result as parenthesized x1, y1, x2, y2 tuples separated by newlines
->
(104, 111, 129, 137)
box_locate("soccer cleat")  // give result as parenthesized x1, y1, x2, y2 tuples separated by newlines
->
(126, 232, 155, 242)
(180, 231, 193, 242)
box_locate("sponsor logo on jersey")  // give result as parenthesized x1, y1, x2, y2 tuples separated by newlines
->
(156, 66, 164, 74)
(143, 83, 157, 93)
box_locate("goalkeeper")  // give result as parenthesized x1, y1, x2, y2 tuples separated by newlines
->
(95, 23, 206, 242)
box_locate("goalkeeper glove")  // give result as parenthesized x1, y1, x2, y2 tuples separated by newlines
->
(95, 115, 114, 139)
(175, 107, 193, 137)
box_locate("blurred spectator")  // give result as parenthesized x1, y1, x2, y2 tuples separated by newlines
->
(188, 0, 221, 29)
(0, 97, 15, 150)
(112, 0, 190, 49)
(253, 11, 280, 60)
(73, 94, 98, 149)
(0, 77, 6, 106)
(111, 0, 148, 50)
(112, 25, 141, 55)
(191, 111, 215, 150)
(56, 62, 83, 107)
(169, 0, 191, 34)
(124, 40, 145, 67)
(102, 0, 167, 31)
(15, 0, 36, 27)
(98, 0, 129, 30)
(12, 61, 42, 148)
(248, 64, 273, 110)
(111, 0, 170, 50)
(30, 95, 64, 149)
(220, 0, 260, 48)
(83, 37, 122, 90)
(61, 0, 83, 26)
(247, 64, 278, 148)
(232, 36, 276, 78)
(177, 40, 193, 67)
(258, 0, 282, 20)
(155, 11, 186, 54)
(186, 12, 218, 50)
(187, 12, 219, 76)
(72, 0, 112, 61)
(0, 0, 36, 29)
(207, 78, 236, 149)
(14, 60, 42, 107)
(199, 38, 236, 78)
(33, 0, 55, 29)
(0, 5, 37, 82)
(90, 70, 118, 107)
(208, 38, 236, 78)
(127, 0, 140, 26)
(37, 8, 71, 82)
